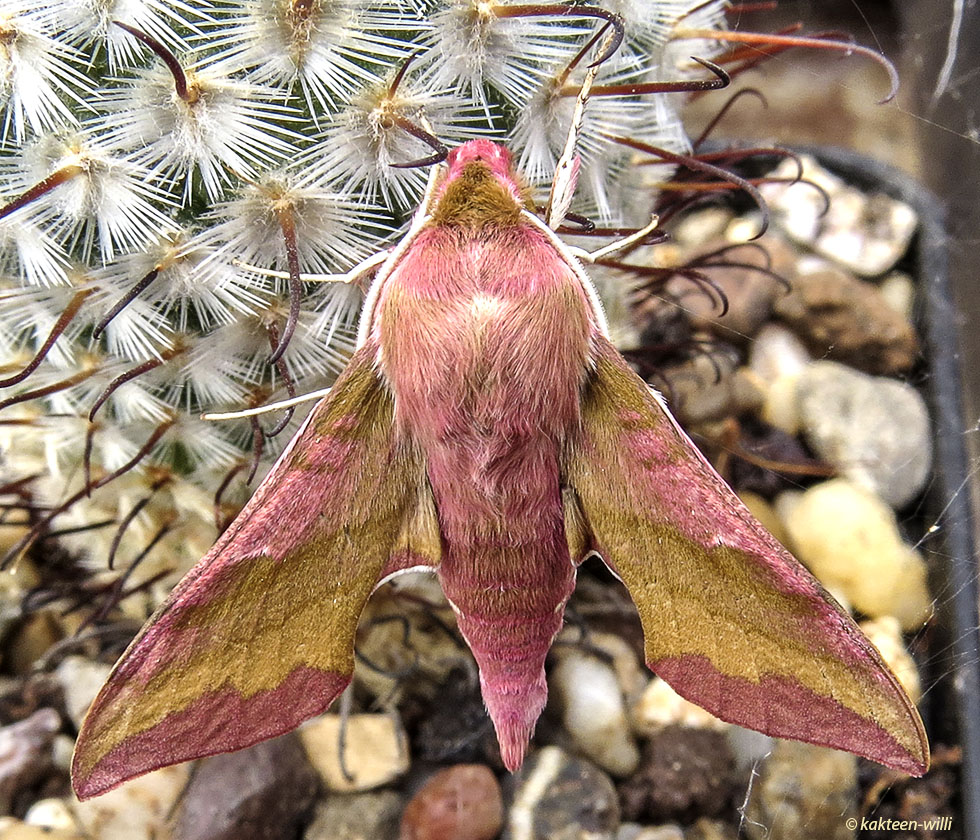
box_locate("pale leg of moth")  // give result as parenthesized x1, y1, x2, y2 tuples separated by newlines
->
(571, 215, 661, 263)
(231, 248, 392, 286)
(203, 251, 394, 422)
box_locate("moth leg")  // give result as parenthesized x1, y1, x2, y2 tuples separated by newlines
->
(571, 215, 661, 263)
(231, 249, 393, 285)
(201, 388, 332, 422)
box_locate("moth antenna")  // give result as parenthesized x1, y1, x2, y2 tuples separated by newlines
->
(88, 344, 186, 422)
(673, 28, 899, 103)
(611, 135, 770, 240)
(547, 22, 622, 228)
(387, 117, 449, 169)
(494, 4, 625, 68)
(201, 387, 332, 421)
(263, 322, 298, 438)
(1, 419, 174, 569)
(562, 56, 729, 98)
(267, 206, 303, 365)
(693, 88, 768, 149)
(0, 289, 93, 389)
(0, 365, 101, 413)
(214, 461, 248, 531)
(93, 267, 162, 340)
(561, 223, 668, 240)
(0, 164, 85, 222)
(112, 21, 192, 102)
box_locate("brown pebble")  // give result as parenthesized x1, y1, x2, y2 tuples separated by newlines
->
(773, 263, 918, 374)
(400, 764, 503, 840)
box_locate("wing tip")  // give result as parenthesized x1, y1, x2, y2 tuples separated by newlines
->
(650, 654, 930, 777)
(70, 666, 352, 798)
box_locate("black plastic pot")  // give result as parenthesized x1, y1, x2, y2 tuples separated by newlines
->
(805, 146, 980, 838)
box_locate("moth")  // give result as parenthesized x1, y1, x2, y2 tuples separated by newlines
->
(71, 138, 928, 799)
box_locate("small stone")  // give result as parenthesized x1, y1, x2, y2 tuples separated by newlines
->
(618, 825, 684, 840)
(879, 271, 915, 319)
(24, 798, 79, 832)
(0, 708, 61, 814)
(672, 208, 734, 248)
(660, 353, 764, 426)
(685, 818, 738, 840)
(300, 713, 410, 792)
(748, 324, 812, 384)
(71, 765, 189, 840)
(796, 362, 932, 509)
(551, 652, 640, 777)
(54, 656, 112, 731)
(399, 764, 503, 840)
(50, 735, 74, 774)
(759, 374, 801, 436)
(631, 678, 726, 737)
(743, 741, 857, 840)
(305, 791, 403, 840)
(774, 263, 919, 375)
(584, 632, 648, 702)
(0, 816, 81, 839)
(503, 746, 619, 840)
(860, 616, 922, 704)
(172, 734, 318, 840)
(618, 726, 735, 824)
(761, 156, 917, 276)
(666, 241, 783, 338)
(5, 612, 62, 675)
(781, 479, 932, 630)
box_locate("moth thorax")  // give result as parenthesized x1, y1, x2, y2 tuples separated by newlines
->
(430, 162, 532, 228)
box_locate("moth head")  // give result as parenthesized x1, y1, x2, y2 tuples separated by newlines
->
(432, 139, 534, 227)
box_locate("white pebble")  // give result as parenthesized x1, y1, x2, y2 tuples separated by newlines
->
(551, 652, 640, 777)
(781, 479, 932, 630)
